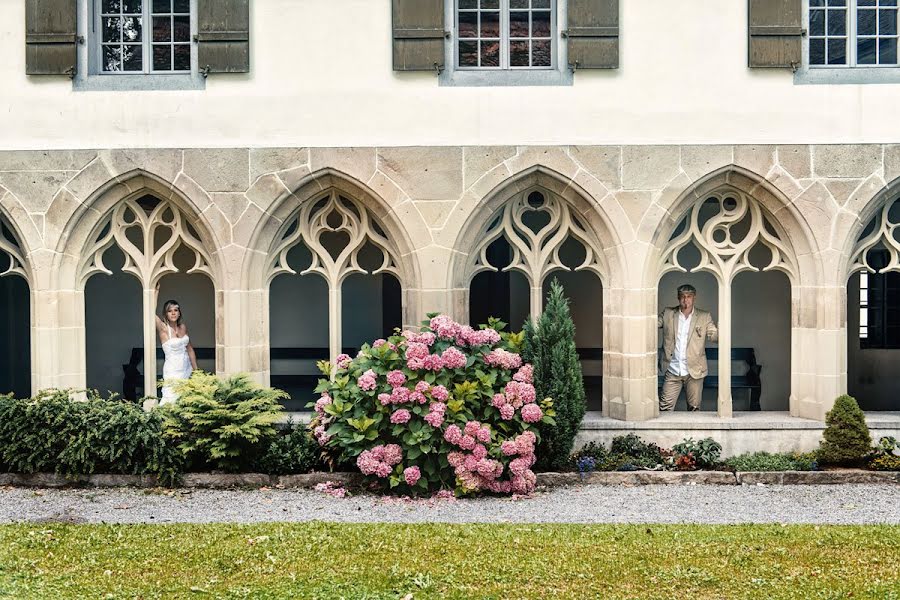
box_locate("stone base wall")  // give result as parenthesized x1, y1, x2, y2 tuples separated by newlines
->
(0, 144, 898, 420)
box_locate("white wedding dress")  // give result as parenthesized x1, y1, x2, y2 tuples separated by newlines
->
(160, 324, 192, 405)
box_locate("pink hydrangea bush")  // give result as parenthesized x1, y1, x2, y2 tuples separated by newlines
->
(308, 315, 555, 495)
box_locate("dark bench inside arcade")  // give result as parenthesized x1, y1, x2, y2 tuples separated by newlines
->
(656, 347, 762, 411)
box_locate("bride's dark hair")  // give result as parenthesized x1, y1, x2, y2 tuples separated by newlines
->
(162, 300, 183, 326)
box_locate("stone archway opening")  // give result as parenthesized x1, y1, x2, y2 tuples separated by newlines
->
(465, 187, 606, 411)
(266, 191, 405, 411)
(80, 193, 216, 401)
(846, 195, 900, 411)
(658, 189, 796, 416)
(0, 215, 31, 398)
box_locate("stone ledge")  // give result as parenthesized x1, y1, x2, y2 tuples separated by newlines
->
(0, 471, 896, 489)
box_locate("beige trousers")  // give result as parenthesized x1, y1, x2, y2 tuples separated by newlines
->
(659, 371, 704, 411)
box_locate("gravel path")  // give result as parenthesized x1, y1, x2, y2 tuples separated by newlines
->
(2, 484, 899, 525)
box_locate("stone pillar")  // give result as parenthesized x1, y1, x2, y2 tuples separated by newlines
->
(792, 284, 845, 421)
(717, 278, 733, 418)
(604, 285, 658, 421)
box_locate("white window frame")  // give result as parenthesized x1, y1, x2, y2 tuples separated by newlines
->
(74, 0, 205, 91)
(441, 0, 573, 86)
(796, 0, 900, 84)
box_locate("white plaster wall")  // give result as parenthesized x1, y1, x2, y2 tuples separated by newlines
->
(3, 0, 900, 150)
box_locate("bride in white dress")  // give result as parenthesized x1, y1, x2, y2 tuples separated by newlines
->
(154, 285, 198, 405)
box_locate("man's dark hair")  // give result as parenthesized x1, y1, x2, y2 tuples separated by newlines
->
(677, 284, 697, 297)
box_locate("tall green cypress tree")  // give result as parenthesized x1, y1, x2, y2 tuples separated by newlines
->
(523, 278, 586, 471)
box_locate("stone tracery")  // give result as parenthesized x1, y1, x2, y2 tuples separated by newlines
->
(0, 215, 28, 282)
(848, 197, 900, 276)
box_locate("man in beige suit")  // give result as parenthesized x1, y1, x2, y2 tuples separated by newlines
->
(658, 284, 719, 412)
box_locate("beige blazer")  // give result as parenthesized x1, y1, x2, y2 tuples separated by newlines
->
(658, 307, 719, 379)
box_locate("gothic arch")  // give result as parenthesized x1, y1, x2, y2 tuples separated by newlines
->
(842, 177, 900, 281)
(448, 165, 628, 313)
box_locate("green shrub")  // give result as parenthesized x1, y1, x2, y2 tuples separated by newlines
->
(817, 395, 871, 466)
(0, 389, 181, 485)
(162, 373, 286, 472)
(724, 451, 818, 472)
(869, 454, 900, 471)
(672, 437, 722, 468)
(610, 433, 664, 468)
(523, 280, 586, 471)
(258, 422, 322, 475)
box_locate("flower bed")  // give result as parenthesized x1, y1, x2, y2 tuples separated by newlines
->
(310, 315, 555, 495)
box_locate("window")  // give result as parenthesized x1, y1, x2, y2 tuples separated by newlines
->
(457, 0, 554, 69)
(809, 0, 898, 67)
(75, 0, 203, 90)
(441, 0, 571, 86)
(798, 0, 900, 82)
(859, 250, 900, 348)
(98, 0, 192, 73)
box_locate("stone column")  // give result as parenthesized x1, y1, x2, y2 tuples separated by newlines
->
(717, 278, 733, 418)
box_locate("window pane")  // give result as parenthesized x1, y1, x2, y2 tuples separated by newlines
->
(173, 15, 190, 42)
(885, 0, 898, 6)
(828, 9, 846, 35)
(480, 11, 500, 37)
(532, 10, 551, 37)
(858, 37, 877, 63)
(173, 0, 189, 11)
(810, 38, 826, 64)
(827, 0, 846, 6)
(103, 17, 122, 42)
(511, 0, 528, 7)
(480, 40, 500, 66)
(122, 44, 142, 70)
(122, 16, 142, 42)
(532, 0, 550, 7)
(459, 0, 476, 8)
(509, 11, 529, 37)
(532, 39, 551, 66)
(880, 37, 898, 64)
(153, 44, 171, 70)
(810, 0, 825, 5)
(858, 8, 876, 35)
(510, 40, 529, 66)
(173, 44, 190, 70)
(481, 0, 499, 8)
(828, 38, 847, 64)
(459, 40, 478, 66)
(458, 12, 477, 38)
(153, 16, 171, 42)
(102, 0, 122, 12)
(880, 9, 897, 35)
(152, 0, 169, 12)
(859, 0, 876, 5)
(122, 0, 142, 14)
(810, 9, 825, 36)
(102, 45, 122, 71)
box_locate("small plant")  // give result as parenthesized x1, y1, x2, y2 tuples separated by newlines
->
(867, 436, 900, 471)
(672, 437, 722, 468)
(674, 453, 697, 470)
(523, 280, 586, 471)
(162, 372, 286, 472)
(610, 433, 664, 468)
(817, 395, 871, 466)
(257, 422, 323, 475)
(724, 451, 818, 472)
(575, 456, 596, 478)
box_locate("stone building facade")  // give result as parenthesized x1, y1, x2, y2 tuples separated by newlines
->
(3, 0, 900, 452)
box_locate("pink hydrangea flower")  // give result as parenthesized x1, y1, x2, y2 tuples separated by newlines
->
(430, 315, 461, 340)
(459, 434, 477, 450)
(464, 421, 481, 436)
(335, 353, 352, 369)
(447, 451, 465, 467)
(378, 393, 392, 406)
(424, 411, 444, 428)
(513, 364, 534, 384)
(472, 444, 488, 460)
(375, 463, 392, 478)
(422, 354, 444, 371)
(476, 426, 491, 443)
(386, 370, 406, 388)
(313, 425, 331, 446)
(383, 444, 403, 465)
(415, 380, 430, 393)
(390, 409, 411, 424)
(404, 466, 421, 486)
(430, 385, 449, 401)
(521, 403, 543, 423)
(314, 393, 332, 414)
(391, 386, 410, 404)
(410, 391, 427, 404)
(429, 402, 446, 414)
(357, 369, 377, 391)
(372, 338, 387, 348)
(441, 346, 468, 369)
(492, 393, 507, 409)
(466, 327, 501, 346)
(500, 404, 515, 420)
(501, 440, 518, 456)
(483, 348, 522, 370)
(444, 425, 463, 445)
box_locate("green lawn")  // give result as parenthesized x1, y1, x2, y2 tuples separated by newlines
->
(0, 523, 898, 599)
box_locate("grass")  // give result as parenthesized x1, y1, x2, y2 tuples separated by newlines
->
(0, 522, 898, 599)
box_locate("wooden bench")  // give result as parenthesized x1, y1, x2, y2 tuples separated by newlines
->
(656, 347, 762, 411)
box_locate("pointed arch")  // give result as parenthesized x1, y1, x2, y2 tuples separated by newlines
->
(0, 209, 32, 285)
(843, 176, 900, 280)
(449, 165, 627, 307)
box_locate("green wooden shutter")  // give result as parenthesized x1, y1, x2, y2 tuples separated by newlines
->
(25, 0, 77, 76)
(197, 0, 250, 74)
(748, 0, 803, 68)
(392, 0, 445, 72)
(566, 0, 619, 70)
